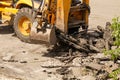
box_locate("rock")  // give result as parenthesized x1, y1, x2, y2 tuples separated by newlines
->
(8, 60, 18, 62)
(56, 67, 70, 75)
(82, 57, 93, 63)
(22, 51, 26, 53)
(95, 39, 105, 49)
(79, 38, 88, 45)
(81, 75, 96, 80)
(117, 74, 120, 79)
(20, 61, 27, 63)
(93, 53, 105, 59)
(41, 59, 64, 67)
(101, 61, 114, 66)
(70, 67, 95, 80)
(85, 63, 103, 71)
(107, 79, 113, 80)
(111, 46, 118, 50)
(111, 64, 119, 71)
(101, 61, 119, 73)
(116, 60, 120, 64)
(72, 57, 82, 66)
(70, 67, 83, 77)
(2, 53, 14, 61)
(74, 51, 88, 57)
(34, 58, 39, 61)
(46, 77, 62, 80)
(96, 70, 109, 80)
(92, 53, 110, 62)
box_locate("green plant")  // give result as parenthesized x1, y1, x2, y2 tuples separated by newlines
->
(104, 17, 120, 61)
(111, 17, 120, 46)
(109, 68, 120, 80)
(104, 17, 120, 80)
(104, 48, 120, 61)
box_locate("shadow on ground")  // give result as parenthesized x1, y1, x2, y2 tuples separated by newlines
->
(0, 25, 14, 34)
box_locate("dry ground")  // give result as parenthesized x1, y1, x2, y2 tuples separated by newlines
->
(0, 0, 120, 80)
(90, 0, 120, 28)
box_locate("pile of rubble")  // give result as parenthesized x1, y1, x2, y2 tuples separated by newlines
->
(42, 48, 120, 80)
(41, 22, 120, 80)
(0, 22, 120, 80)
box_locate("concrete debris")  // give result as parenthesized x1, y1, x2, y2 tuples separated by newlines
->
(2, 53, 14, 61)
(85, 63, 103, 71)
(81, 75, 96, 80)
(72, 57, 82, 66)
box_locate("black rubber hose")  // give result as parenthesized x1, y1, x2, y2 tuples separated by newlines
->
(31, 0, 44, 17)
(83, 3, 91, 15)
(38, 0, 44, 10)
(12, 0, 18, 7)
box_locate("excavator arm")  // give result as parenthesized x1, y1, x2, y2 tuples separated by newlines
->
(56, 0, 90, 33)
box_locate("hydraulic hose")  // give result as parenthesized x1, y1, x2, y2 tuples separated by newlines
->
(31, 0, 34, 10)
(31, 0, 44, 10)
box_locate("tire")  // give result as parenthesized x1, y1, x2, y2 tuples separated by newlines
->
(14, 8, 36, 43)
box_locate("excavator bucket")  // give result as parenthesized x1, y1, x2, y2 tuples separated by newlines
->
(30, 21, 57, 45)
(30, 0, 90, 45)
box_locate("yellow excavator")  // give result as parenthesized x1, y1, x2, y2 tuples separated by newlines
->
(0, 0, 90, 51)
(0, 0, 38, 25)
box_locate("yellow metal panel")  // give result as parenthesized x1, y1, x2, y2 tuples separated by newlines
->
(56, 0, 71, 33)
(15, 0, 32, 8)
(0, 7, 18, 23)
(0, 8, 18, 14)
(0, 2, 11, 7)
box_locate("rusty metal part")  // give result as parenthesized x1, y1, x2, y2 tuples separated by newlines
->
(0, 11, 2, 24)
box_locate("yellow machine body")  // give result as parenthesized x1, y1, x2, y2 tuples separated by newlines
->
(30, 0, 90, 44)
(35, 0, 90, 34)
(0, 0, 33, 24)
(56, 0, 89, 33)
(0, 0, 90, 45)
(0, 1, 17, 24)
